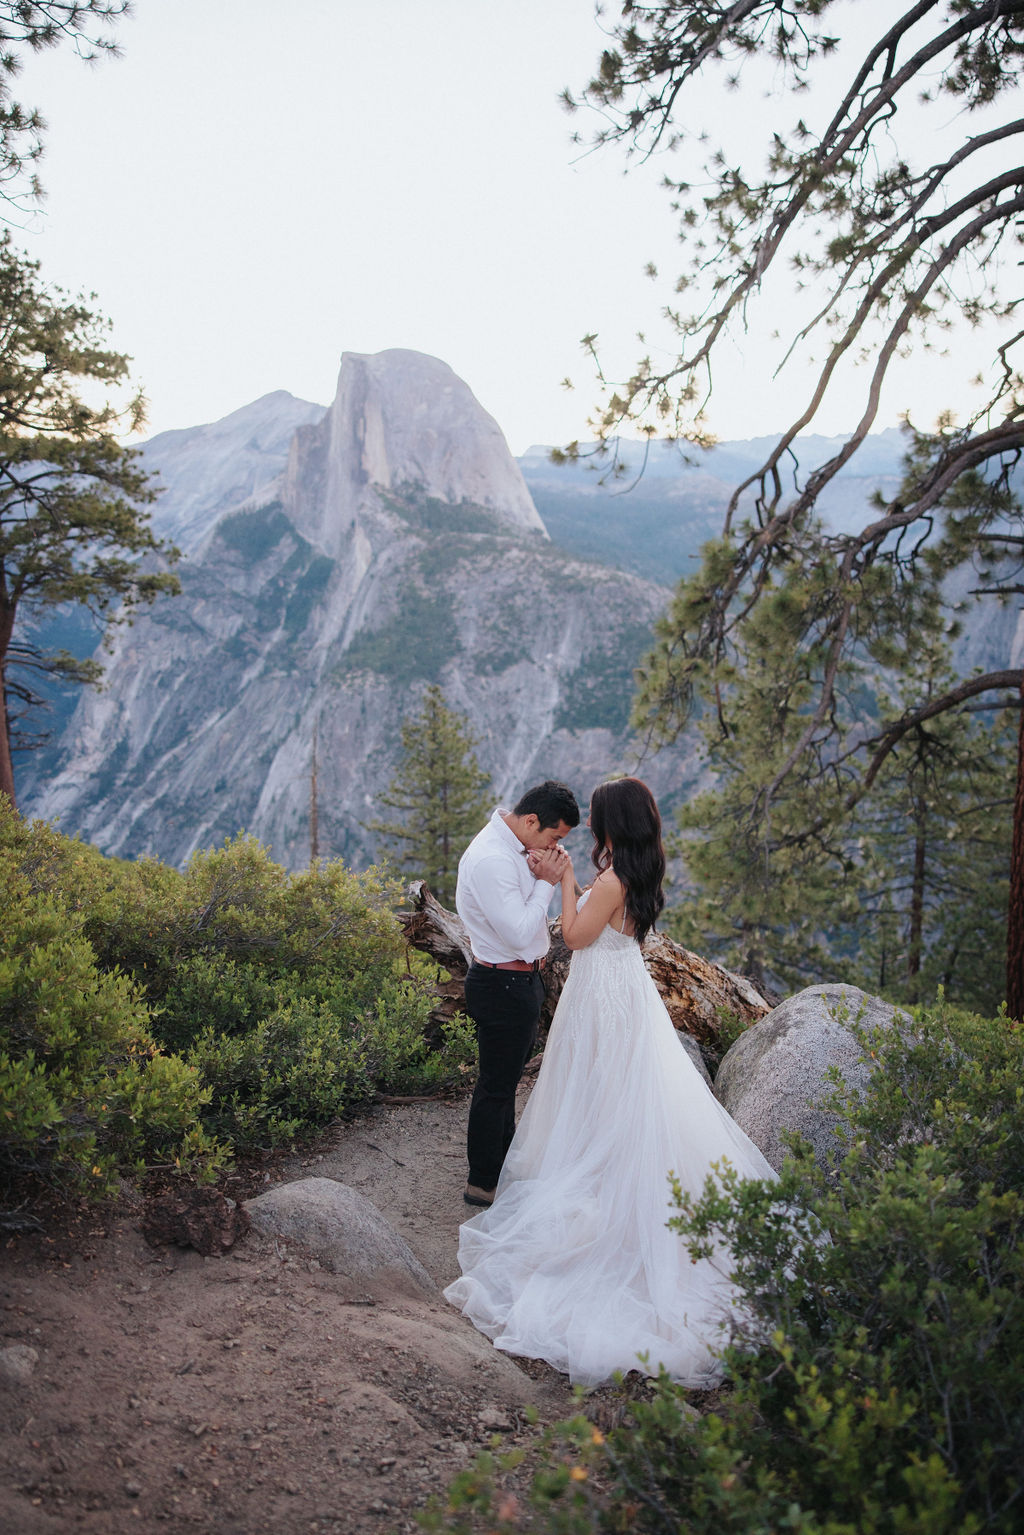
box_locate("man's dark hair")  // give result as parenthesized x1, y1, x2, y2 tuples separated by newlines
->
(513, 780, 580, 830)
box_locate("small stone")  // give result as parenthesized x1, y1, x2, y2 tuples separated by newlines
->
(476, 1407, 513, 1431)
(0, 1344, 38, 1383)
(124, 1480, 142, 1498)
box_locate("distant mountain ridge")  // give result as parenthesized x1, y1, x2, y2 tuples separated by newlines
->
(19, 361, 1021, 869)
(518, 430, 908, 585)
(20, 352, 693, 868)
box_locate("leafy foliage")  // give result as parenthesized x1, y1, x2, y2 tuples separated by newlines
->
(189, 993, 474, 1150)
(426, 997, 1024, 1534)
(0, 807, 223, 1199)
(0, 804, 476, 1188)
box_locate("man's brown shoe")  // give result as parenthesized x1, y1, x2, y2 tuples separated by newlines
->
(464, 1183, 496, 1207)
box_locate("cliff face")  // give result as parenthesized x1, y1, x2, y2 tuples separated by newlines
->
(141, 390, 326, 555)
(284, 350, 546, 559)
(24, 351, 690, 868)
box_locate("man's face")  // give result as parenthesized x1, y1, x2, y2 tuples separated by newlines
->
(521, 816, 574, 852)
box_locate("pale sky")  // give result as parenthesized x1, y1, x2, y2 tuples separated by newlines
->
(11, 0, 1015, 455)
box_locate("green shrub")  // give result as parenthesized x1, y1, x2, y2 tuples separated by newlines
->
(186, 1001, 372, 1148)
(0, 847, 224, 1198)
(153, 954, 288, 1052)
(359, 983, 476, 1096)
(1, 804, 474, 1181)
(425, 999, 1024, 1535)
(187, 980, 475, 1150)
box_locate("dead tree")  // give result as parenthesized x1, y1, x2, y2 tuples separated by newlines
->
(399, 881, 770, 1056)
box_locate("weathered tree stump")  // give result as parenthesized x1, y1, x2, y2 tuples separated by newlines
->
(399, 881, 771, 1052)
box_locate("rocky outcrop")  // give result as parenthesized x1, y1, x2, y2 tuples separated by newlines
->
(245, 1177, 435, 1296)
(142, 390, 325, 555)
(24, 349, 693, 869)
(285, 350, 546, 558)
(714, 983, 911, 1172)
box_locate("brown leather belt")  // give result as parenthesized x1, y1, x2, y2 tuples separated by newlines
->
(473, 958, 539, 972)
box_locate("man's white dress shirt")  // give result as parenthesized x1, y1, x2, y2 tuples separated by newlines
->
(456, 808, 557, 964)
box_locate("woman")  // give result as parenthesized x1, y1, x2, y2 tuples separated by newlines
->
(443, 777, 777, 1388)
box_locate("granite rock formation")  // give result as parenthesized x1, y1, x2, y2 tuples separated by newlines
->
(24, 350, 691, 868)
(714, 983, 912, 1172)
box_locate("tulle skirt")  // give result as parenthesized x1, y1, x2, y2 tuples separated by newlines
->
(444, 928, 777, 1387)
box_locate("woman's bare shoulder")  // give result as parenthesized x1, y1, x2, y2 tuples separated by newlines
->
(593, 867, 626, 897)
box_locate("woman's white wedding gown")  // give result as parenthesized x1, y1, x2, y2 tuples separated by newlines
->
(444, 898, 777, 1387)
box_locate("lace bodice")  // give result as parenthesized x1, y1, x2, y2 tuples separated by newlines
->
(573, 888, 640, 960)
(577, 890, 632, 945)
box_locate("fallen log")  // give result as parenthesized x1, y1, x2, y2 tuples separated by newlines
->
(399, 881, 771, 1054)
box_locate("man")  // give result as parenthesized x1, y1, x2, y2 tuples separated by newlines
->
(455, 780, 580, 1207)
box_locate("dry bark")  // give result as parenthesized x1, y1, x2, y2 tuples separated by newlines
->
(400, 881, 771, 1051)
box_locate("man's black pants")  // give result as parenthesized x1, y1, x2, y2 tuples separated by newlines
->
(464, 964, 543, 1191)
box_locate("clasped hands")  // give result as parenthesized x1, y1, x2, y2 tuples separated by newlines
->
(527, 845, 571, 885)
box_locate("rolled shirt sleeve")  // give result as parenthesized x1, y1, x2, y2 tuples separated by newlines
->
(465, 852, 555, 959)
(456, 810, 557, 964)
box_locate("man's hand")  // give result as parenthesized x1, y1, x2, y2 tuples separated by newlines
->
(527, 846, 568, 886)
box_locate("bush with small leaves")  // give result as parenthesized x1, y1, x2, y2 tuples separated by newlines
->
(0, 850, 224, 1199)
(424, 998, 1024, 1535)
(1, 804, 474, 1187)
(187, 980, 475, 1150)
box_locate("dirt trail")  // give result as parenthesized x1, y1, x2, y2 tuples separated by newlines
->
(0, 1088, 585, 1535)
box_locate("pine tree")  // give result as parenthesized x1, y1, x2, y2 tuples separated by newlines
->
(0, 3, 129, 213)
(0, 235, 177, 806)
(847, 670, 1014, 1015)
(664, 555, 858, 992)
(666, 616, 1014, 1013)
(369, 687, 491, 905)
(570, 1, 1024, 1010)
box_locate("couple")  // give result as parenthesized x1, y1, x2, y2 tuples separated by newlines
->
(444, 776, 776, 1388)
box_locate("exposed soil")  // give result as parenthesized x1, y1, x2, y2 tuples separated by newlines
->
(0, 1083, 653, 1535)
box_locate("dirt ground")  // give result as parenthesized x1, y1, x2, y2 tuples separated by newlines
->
(0, 1082, 641, 1535)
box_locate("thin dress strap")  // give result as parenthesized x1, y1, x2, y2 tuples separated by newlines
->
(619, 904, 628, 934)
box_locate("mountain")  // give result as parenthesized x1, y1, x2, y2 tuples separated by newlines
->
(20, 359, 1019, 872)
(519, 433, 1024, 678)
(20, 352, 696, 869)
(518, 431, 907, 585)
(140, 390, 326, 555)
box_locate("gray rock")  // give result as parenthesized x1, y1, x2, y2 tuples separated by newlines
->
(0, 1343, 39, 1383)
(677, 1030, 713, 1087)
(245, 1177, 435, 1294)
(23, 348, 685, 870)
(715, 983, 911, 1172)
(139, 390, 326, 556)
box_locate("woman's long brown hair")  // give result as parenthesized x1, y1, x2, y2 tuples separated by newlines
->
(588, 778, 665, 945)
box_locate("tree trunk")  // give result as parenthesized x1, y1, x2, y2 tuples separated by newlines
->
(906, 794, 927, 1004)
(1006, 677, 1024, 1019)
(400, 880, 772, 1055)
(0, 600, 16, 808)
